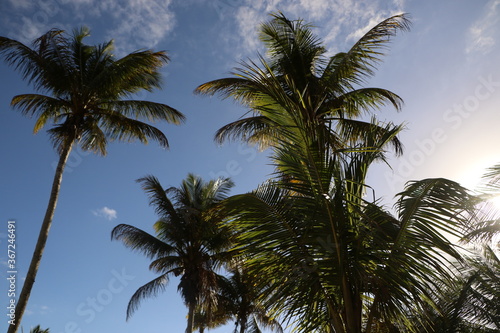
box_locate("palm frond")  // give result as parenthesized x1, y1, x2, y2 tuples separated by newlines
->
(111, 224, 174, 259)
(97, 110, 169, 148)
(10, 94, 69, 133)
(126, 274, 170, 320)
(0, 29, 64, 91)
(324, 14, 410, 93)
(93, 49, 169, 98)
(78, 117, 108, 155)
(136, 175, 179, 220)
(103, 100, 185, 124)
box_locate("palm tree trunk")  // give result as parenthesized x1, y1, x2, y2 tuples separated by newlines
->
(186, 302, 195, 333)
(7, 141, 74, 333)
(239, 318, 247, 333)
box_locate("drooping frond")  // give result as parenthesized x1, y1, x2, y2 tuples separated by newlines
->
(126, 274, 170, 320)
(103, 100, 185, 124)
(10, 94, 69, 133)
(97, 111, 170, 149)
(0, 29, 64, 91)
(111, 224, 174, 259)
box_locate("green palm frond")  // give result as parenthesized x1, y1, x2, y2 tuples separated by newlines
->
(97, 110, 170, 149)
(126, 273, 170, 320)
(0, 29, 64, 91)
(260, 12, 326, 80)
(89, 49, 169, 98)
(78, 119, 107, 154)
(195, 13, 408, 160)
(324, 14, 411, 92)
(103, 100, 185, 124)
(111, 224, 174, 259)
(10, 94, 69, 133)
(28, 325, 50, 333)
(321, 87, 404, 119)
(136, 175, 178, 220)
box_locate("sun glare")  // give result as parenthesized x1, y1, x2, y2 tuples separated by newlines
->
(487, 194, 500, 210)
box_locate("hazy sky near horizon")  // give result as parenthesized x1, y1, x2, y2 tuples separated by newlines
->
(1, 0, 499, 332)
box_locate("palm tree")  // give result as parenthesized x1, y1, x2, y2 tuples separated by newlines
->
(111, 174, 234, 333)
(221, 264, 283, 333)
(0, 27, 185, 333)
(195, 262, 283, 333)
(219, 93, 475, 332)
(195, 13, 409, 155)
(224, 159, 478, 332)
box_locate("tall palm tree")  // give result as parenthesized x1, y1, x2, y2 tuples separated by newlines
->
(0, 27, 185, 333)
(195, 13, 409, 155)
(219, 86, 474, 332)
(112, 174, 234, 333)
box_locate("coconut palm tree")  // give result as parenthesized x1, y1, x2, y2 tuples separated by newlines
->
(195, 13, 409, 155)
(112, 174, 234, 333)
(195, 262, 283, 333)
(0, 27, 185, 333)
(224, 168, 477, 332)
(220, 265, 283, 333)
(220, 106, 479, 333)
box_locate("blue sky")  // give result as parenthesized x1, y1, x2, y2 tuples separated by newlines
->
(1, 0, 499, 332)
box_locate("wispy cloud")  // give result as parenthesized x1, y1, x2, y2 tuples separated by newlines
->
(2, 0, 175, 52)
(92, 206, 118, 221)
(7, 0, 33, 10)
(466, 0, 500, 55)
(25, 304, 51, 316)
(227, 0, 406, 58)
(96, 0, 176, 53)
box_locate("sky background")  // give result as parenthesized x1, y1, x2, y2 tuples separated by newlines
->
(0, 0, 499, 332)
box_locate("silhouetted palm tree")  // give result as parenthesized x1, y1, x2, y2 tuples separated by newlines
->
(112, 174, 234, 333)
(0, 27, 185, 333)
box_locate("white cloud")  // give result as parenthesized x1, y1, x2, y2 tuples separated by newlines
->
(25, 304, 51, 317)
(466, 0, 500, 54)
(228, 0, 406, 58)
(98, 0, 176, 53)
(93, 206, 118, 221)
(2, 0, 176, 53)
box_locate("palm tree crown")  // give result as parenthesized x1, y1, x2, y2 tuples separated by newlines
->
(195, 13, 409, 155)
(112, 174, 234, 333)
(0, 26, 185, 154)
(199, 12, 491, 333)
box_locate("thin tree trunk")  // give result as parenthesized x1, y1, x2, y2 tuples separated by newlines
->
(186, 302, 195, 333)
(239, 317, 247, 333)
(7, 142, 73, 333)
